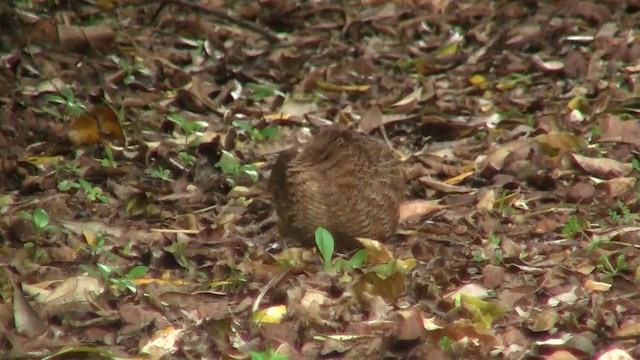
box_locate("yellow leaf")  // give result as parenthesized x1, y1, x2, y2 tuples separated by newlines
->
(469, 74, 487, 88)
(252, 305, 287, 324)
(315, 80, 370, 93)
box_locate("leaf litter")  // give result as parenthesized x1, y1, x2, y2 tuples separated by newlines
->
(2, 0, 640, 359)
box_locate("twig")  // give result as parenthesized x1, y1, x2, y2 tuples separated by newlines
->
(154, 0, 281, 44)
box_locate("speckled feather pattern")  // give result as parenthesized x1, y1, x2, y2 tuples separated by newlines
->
(268, 126, 404, 250)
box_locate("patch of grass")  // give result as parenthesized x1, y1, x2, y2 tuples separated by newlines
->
(608, 200, 633, 225)
(561, 215, 586, 239)
(597, 254, 629, 280)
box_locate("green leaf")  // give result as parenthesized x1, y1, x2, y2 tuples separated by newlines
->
(17, 210, 32, 221)
(32, 208, 49, 230)
(315, 227, 334, 271)
(216, 150, 241, 176)
(232, 119, 253, 133)
(41, 106, 62, 118)
(60, 87, 75, 102)
(348, 249, 367, 269)
(43, 94, 67, 105)
(371, 261, 395, 279)
(249, 351, 267, 360)
(461, 294, 505, 331)
(57, 180, 79, 191)
(97, 263, 114, 276)
(260, 126, 281, 139)
(240, 164, 259, 182)
(127, 265, 149, 279)
(77, 178, 92, 191)
(247, 82, 281, 100)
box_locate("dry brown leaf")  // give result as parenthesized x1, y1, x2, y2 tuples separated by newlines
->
(68, 105, 125, 146)
(57, 24, 114, 52)
(599, 114, 640, 146)
(571, 153, 632, 179)
(597, 177, 636, 198)
(398, 199, 446, 223)
(477, 138, 532, 176)
(545, 350, 580, 360)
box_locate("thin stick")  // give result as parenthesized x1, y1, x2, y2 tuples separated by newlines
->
(153, 0, 281, 44)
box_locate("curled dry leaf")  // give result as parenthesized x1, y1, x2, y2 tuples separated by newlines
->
(358, 106, 383, 134)
(597, 177, 636, 198)
(595, 349, 633, 360)
(68, 105, 126, 146)
(535, 132, 586, 156)
(571, 153, 632, 179)
(57, 24, 115, 52)
(530, 54, 564, 72)
(477, 138, 532, 176)
(419, 175, 475, 194)
(598, 114, 640, 146)
(398, 199, 447, 223)
(545, 350, 580, 360)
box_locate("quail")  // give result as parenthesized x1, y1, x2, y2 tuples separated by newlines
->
(268, 125, 404, 251)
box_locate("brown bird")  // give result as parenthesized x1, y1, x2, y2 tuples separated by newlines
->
(268, 125, 404, 251)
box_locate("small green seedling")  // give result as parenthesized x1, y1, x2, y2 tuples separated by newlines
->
(109, 54, 151, 85)
(42, 86, 86, 118)
(488, 234, 504, 264)
(439, 335, 454, 353)
(81, 263, 149, 294)
(18, 208, 58, 262)
(178, 151, 197, 167)
(167, 113, 208, 144)
(233, 119, 281, 142)
(315, 227, 335, 271)
(249, 348, 288, 360)
(215, 150, 258, 187)
(597, 253, 629, 280)
(100, 147, 117, 168)
(87, 231, 118, 261)
(54, 161, 81, 176)
(608, 200, 633, 225)
(148, 166, 172, 181)
(58, 178, 109, 203)
(562, 215, 585, 239)
(314, 227, 367, 273)
(18, 207, 59, 234)
(246, 82, 284, 101)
